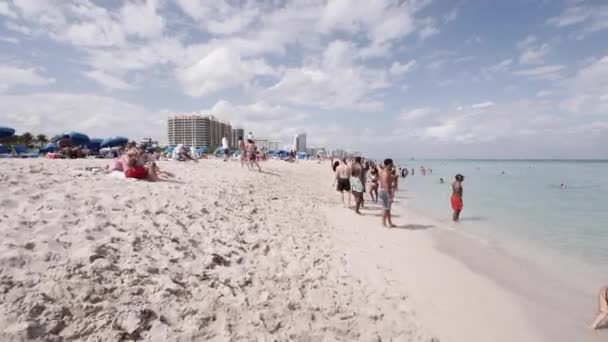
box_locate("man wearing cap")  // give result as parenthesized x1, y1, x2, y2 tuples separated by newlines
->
(451, 174, 465, 221)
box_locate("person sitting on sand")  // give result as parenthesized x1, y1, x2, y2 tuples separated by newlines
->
(123, 145, 173, 182)
(591, 286, 608, 329)
(379, 159, 396, 228)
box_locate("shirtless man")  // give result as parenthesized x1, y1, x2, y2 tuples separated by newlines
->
(379, 159, 396, 227)
(350, 157, 365, 214)
(451, 174, 464, 221)
(590, 285, 608, 329)
(335, 158, 351, 208)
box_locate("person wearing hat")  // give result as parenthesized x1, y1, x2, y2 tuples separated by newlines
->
(451, 174, 465, 221)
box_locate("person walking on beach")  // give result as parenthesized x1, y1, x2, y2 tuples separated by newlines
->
(591, 286, 608, 329)
(222, 136, 230, 162)
(451, 174, 464, 221)
(247, 139, 262, 172)
(350, 157, 365, 214)
(238, 136, 247, 168)
(379, 159, 396, 228)
(335, 158, 352, 208)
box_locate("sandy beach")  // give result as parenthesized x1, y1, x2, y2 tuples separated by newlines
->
(0, 158, 603, 341)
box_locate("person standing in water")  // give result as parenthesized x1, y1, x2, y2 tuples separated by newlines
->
(451, 174, 464, 221)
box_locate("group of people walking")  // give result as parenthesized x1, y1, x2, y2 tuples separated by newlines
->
(332, 157, 465, 227)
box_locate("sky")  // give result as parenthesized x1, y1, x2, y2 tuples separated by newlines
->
(0, 0, 607, 159)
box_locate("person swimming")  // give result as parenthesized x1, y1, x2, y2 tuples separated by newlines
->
(439, 178, 444, 184)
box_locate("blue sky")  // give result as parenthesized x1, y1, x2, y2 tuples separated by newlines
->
(0, 0, 607, 158)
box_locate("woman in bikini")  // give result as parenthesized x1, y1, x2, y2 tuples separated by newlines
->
(369, 167, 379, 203)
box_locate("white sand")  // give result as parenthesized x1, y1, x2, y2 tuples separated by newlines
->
(0, 159, 430, 341)
(1, 158, 603, 342)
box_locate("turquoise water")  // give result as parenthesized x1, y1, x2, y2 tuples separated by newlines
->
(397, 160, 608, 277)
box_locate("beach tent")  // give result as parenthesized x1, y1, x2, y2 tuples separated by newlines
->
(296, 152, 307, 160)
(100, 136, 128, 148)
(0, 126, 15, 139)
(196, 147, 208, 154)
(164, 146, 175, 154)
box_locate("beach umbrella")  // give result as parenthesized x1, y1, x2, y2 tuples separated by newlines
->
(57, 131, 90, 145)
(87, 138, 103, 150)
(100, 136, 128, 148)
(0, 126, 15, 138)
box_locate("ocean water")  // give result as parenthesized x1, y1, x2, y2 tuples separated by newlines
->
(396, 160, 608, 280)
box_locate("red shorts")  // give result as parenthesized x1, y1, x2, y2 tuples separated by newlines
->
(451, 196, 463, 211)
(125, 167, 148, 179)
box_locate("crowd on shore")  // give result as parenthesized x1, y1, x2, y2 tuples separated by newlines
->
(330, 156, 464, 227)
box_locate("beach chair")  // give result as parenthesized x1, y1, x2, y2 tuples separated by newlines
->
(13, 144, 40, 158)
(0, 144, 11, 158)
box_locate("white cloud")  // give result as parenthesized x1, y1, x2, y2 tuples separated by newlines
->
(119, 0, 165, 38)
(400, 107, 434, 120)
(390, 60, 416, 76)
(418, 18, 439, 40)
(5, 21, 31, 35)
(175, 0, 259, 35)
(547, 5, 608, 33)
(0, 65, 55, 91)
(443, 8, 459, 23)
(517, 35, 549, 64)
(176, 47, 274, 97)
(0, 92, 164, 140)
(536, 90, 552, 97)
(471, 101, 494, 109)
(0, 1, 17, 18)
(514, 65, 564, 80)
(519, 44, 550, 64)
(83, 70, 135, 90)
(0, 36, 19, 44)
(561, 56, 608, 115)
(485, 59, 512, 75)
(262, 40, 388, 111)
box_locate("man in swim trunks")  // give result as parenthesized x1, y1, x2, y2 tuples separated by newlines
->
(350, 157, 365, 214)
(451, 174, 464, 221)
(335, 158, 351, 208)
(379, 159, 396, 228)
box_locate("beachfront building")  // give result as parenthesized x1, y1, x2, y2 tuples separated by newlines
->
(167, 115, 232, 148)
(231, 128, 244, 148)
(293, 133, 307, 152)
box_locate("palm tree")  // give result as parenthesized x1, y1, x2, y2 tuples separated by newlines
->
(20, 132, 34, 147)
(36, 134, 48, 147)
